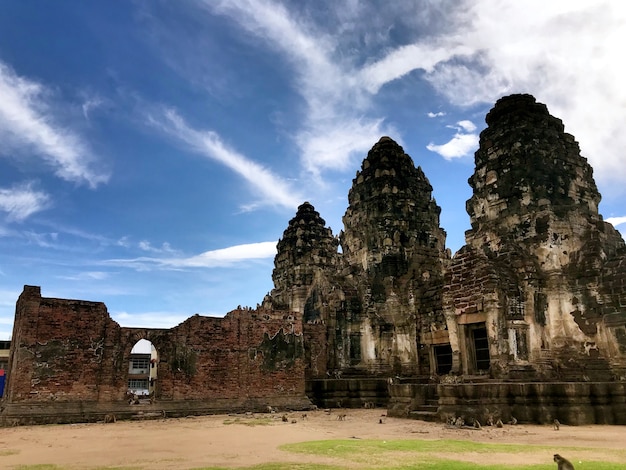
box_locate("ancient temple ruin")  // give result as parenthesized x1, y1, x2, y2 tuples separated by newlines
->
(2, 94, 625, 426)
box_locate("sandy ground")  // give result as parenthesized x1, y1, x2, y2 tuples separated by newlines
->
(1, 409, 625, 469)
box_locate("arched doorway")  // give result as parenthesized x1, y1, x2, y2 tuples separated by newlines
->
(128, 339, 158, 402)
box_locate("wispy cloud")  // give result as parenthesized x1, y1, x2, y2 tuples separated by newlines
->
(149, 108, 303, 210)
(202, 0, 396, 176)
(0, 181, 49, 221)
(57, 271, 110, 281)
(104, 240, 277, 271)
(138, 240, 177, 254)
(0, 61, 109, 188)
(427, 120, 479, 160)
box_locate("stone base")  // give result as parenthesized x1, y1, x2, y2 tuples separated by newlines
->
(389, 381, 626, 425)
(0, 395, 314, 427)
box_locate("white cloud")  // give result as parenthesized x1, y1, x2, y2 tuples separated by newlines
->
(0, 182, 49, 221)
(427, 120, 479, 160)
(360, 42, 473, 94)
(104, 241, 277, 271)
(606, 216, 626, 228)
(150, 108, 303, 210)
(457, 120, 476, 133)
(428, 112, 446, 118)
(0, 61, 109, 188)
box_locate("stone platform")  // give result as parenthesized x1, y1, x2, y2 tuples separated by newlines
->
(388, 380, 626, 425)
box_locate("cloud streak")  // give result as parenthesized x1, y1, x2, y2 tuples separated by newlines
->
(0, 61, 109, 188)
(149, 108, 302, 210)
(104, 240, 277, 271)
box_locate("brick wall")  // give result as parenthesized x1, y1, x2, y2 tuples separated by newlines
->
(4, 286, 309, 422)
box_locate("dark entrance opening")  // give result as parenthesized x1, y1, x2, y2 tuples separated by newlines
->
(433, 344, 453, 375)
(471, 325, 490, 372)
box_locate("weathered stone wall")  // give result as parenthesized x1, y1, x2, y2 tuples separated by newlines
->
(2, 286, 311, 425)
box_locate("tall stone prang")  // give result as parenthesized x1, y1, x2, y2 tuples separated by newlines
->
(340, 136, 449, 375)
(444, 94, 626, 380)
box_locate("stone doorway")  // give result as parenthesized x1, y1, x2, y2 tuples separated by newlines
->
(433, 344, 453, 375)
(466, 323, 490, 374)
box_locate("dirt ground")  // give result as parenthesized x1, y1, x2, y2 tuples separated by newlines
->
(1, 409, 625, 469)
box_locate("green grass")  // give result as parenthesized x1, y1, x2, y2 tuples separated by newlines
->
(277, 439, 626, 470)
(222, 416, 274, 426)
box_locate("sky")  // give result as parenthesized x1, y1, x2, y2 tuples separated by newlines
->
(1, 1, 625, 340)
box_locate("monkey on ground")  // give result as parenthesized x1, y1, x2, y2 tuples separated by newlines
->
(554, 453, 575, 470)
(553, 418, 560, 430)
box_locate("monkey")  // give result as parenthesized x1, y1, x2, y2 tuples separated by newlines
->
(301, 413, 308, 420)
(281, 414, 288, 422)
(508, 416, 518, 425)
(454, 416, 465, 428)
(495, 419, 503, 428)
(553, 419, 560, 430)
(553, 453, 575, 470)
(104, 414, 116, 424)
(473, 419, 482, 430)
(336, 413, 347, 421)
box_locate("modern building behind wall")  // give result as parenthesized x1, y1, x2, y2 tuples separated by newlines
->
(0, 340, 9, 397)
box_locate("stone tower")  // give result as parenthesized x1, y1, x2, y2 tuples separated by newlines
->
(340, 136, 449, 375)
(444, 94, 626, 379)
(269, 201, 339, 318)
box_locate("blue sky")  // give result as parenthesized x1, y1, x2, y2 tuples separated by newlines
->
(1, 1, 625, 340)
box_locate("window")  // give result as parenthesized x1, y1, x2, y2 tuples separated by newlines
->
(128, 379, 149, 390)
(131, 357, 150, 370)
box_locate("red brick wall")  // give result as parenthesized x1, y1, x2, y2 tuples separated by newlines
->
(6, 286, 306, 407)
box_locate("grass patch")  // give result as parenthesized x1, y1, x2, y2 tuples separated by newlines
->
(283, 438, 551, 456)
(279, 439, 626, 469)
(223, 416, 274, 426)
(0, 449, 19, 456)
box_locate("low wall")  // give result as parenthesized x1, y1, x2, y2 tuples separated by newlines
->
(0, 394, 314, 426)
(388, 381, 626, 425)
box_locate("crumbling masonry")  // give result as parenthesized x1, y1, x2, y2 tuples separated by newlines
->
(2, 94, 626, 425)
